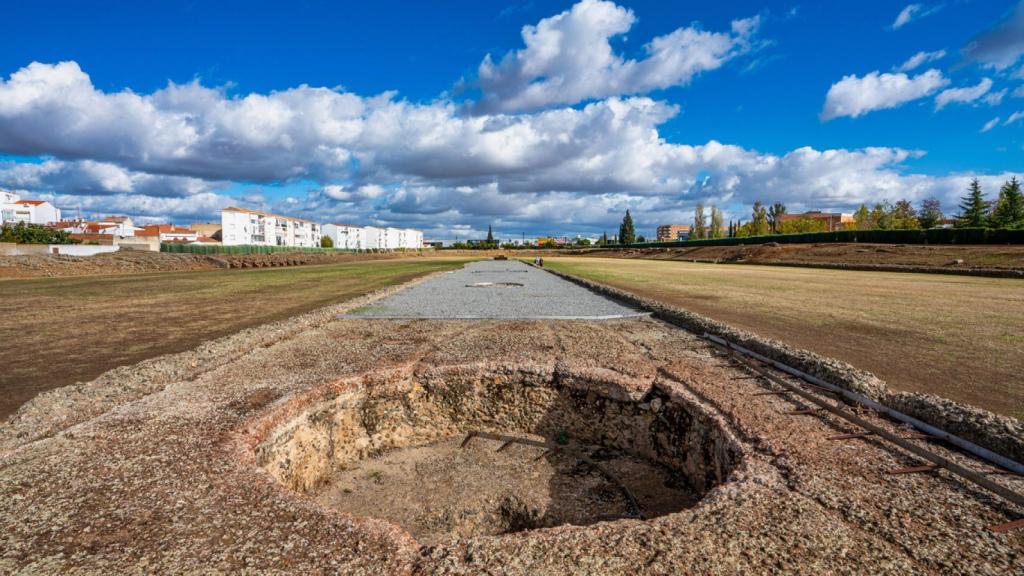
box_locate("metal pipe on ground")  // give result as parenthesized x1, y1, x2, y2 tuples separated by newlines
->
(703, 333, 1024, 477)
(706, 335, 1024, 512)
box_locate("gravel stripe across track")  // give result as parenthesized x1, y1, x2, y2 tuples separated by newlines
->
(343, 259, 647, 320)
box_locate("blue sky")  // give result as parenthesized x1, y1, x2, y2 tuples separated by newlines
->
(1, 0, 1022, 239)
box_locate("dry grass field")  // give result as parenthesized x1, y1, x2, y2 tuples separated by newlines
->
(545, 257, 1024, 419)
(0, 258, 470, 419)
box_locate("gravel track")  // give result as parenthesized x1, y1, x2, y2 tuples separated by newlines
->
(345, 260, 646, 320)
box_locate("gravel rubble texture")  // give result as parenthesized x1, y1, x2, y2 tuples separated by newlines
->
(0, 249, 423, 278)
(544, 265, 1024, 466)
(1, 264, 1022, 574)
(346, 260, 645, 319)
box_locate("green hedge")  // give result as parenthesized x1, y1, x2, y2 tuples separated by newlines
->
(618, 228, 1024, 249)
(161, 243, 356, 255)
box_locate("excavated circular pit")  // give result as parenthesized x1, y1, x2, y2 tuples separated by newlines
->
(254, 367, 740, 545)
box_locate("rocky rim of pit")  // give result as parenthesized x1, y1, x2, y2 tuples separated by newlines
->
(249, 364, 740, 544)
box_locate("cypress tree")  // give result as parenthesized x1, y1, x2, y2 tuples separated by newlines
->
(619, 210, 636, 244)
(957, 178, 990, 228)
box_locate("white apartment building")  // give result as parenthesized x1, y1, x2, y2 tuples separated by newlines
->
(322, 224, 365, 250)
(361, 226, 423, 250)
(363, 225, 383, 249)
(1, 191, 61, 225)
(398, 228, 423, 249)
(221, 207, 322, 247)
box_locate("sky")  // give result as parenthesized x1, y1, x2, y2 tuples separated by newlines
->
(1, 0, 1023, 240)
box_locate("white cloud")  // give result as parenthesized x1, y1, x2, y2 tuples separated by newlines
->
(821, 69, 948, 120)
(1006, 111, 1024, 126)
(982, 117, 1001, 132)
(934, 78, 993, 110)
(0, 60, 1017, 236)
(0, 159, 222, 197)
(962, 2, 1024, 70)
(53, 192, 241, 224)
(1013, 85, 1024, 98)
(892, 4, 941, 30)
(896, 49, 946, 72)
(983, 88, 1007, 106)
(468, 0, 761, 113)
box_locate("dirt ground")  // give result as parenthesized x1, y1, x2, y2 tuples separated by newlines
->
(0, 248, 433, 278)
(315, 435, 695, 545)
(0, 258, 469, 419)
(1, 293, 1020, 573)
(544, 257, 1024, 419)
(593, 242, 1024, 271)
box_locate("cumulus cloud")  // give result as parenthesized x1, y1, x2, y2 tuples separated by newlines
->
(467, 0, 761, 113)
(892, 4, 941, 30)
(0, 59, 1015, 236)
(934, 78, 993, 110)
(0, 158, 222, 197)
(821, 69, 948, 120)
(962, 2, 1024, 70)
(52, 192, 241, 224)
(896, 49, 946, 72)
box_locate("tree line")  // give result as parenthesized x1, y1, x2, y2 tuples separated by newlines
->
(672, 177, 1024, 241)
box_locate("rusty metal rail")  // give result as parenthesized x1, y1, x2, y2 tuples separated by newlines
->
(704, 333, 1024, 477)
(703, 336, 1024, 526)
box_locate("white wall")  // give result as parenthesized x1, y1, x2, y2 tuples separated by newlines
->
(324, 224, 364, 249)
(49, 245, 120, 257)
(363, 226, 383, 249)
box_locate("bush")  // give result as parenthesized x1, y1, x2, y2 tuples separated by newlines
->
(160, 243, 352, 254)
(0, 222, 79, 245)
(320, 235, 334, 248)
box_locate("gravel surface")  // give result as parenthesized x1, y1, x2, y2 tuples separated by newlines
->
(346, 260, 645, 319)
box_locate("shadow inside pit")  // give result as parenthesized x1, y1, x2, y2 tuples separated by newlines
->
(254, 366, 742, 546)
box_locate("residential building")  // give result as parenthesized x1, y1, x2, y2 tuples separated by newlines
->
(404, 228, 424, 249)
(776, 211, 854, 232)
(1, 192, 61, 225)
(390, 227, 423, 250)
(356, 225, 423, 250)
(657, 224, 691, 241)
(190, 222, 222, 239)
(363, 225, 383, 249)
(323, 224, 365, 249)
(98, 216, 142, 236)
(220, 207, 321, 247)
(137, 224, 199, 242)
